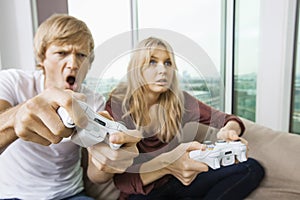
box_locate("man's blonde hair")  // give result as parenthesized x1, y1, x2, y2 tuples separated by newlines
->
(33, 13, 94, 68)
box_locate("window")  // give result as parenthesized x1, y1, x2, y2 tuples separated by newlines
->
(69, 0, 225, 109)
(291, 2, 300, 134)
(233, 0, 260, 121)
(137, 0, 224, 110)
(68, 0, 132, 98)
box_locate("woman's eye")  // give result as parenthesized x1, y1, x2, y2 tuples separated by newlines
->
(164, 60, 172, 67)
(149, 59, 157, 66)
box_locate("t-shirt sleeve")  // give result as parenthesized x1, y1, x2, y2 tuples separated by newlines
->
(0, 70, 19, 106)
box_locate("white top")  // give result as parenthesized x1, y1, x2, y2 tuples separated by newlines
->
(0, 69, 105, 200)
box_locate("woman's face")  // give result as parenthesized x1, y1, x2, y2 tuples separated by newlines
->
(142, 47, 174, 96)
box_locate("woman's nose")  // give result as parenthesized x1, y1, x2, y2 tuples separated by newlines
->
(157, 63, 167, 74)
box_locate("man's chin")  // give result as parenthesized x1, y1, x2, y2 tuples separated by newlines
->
(65, 84, 79, 91)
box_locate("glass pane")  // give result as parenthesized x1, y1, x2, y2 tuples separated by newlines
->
(68, 0, 132, 98)
(137, 0, 224, 110)
(233, 0, 260, 121)
(68, 0, 131, 47)
(290, 5, 300, 134)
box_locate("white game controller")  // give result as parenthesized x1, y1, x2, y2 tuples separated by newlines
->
(57, 101, 127, 150)
(189, 140, 247, 170)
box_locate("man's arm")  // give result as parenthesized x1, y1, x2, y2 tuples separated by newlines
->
(87, 131, 140, 184)
(0, 88, 88, 154)
(0, 100, 19, 153)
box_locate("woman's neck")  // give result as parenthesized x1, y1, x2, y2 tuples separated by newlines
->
(146, 92, 160, 107)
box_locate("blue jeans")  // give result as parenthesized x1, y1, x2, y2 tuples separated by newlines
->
(128, 158, 265, 200)
(62, 191, 95, 200)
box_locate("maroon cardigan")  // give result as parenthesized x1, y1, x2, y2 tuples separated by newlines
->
(105, 91, 245, 199)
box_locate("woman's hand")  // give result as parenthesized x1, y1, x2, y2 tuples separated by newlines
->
(217, 120, 249, 159)
(140, 141, 209, 186)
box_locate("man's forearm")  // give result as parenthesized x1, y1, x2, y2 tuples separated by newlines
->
(0, 102, 19, 153)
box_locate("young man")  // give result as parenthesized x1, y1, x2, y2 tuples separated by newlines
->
(0, 14, 139, 199)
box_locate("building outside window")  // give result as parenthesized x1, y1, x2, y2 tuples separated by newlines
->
(291, 2, 300, 134)
(233, 0, 260, 122)
(68, 0, 225, 110)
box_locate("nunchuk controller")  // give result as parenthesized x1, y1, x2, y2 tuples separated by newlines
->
(57, 101, 127, 150)
(189, 140, 247, 170)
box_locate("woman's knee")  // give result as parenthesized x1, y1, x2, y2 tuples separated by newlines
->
(245, 158, 265, 183)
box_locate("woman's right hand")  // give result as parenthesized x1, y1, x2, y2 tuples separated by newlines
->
(164, 141, 209, 185)
(140, 141, 209, 186)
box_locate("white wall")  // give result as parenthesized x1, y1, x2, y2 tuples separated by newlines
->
(0, 0, 35, 70)
(256, 0, 297, 131)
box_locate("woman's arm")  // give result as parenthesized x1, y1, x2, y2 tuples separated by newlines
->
(140, 142, 208, 186)
(183, 91, 245, 135)
(113, 141, 207, 195)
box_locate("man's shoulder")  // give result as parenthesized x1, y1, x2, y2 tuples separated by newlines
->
(0, 68, 36, 81)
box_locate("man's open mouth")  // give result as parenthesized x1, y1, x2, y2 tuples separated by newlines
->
(65, 75, 77, 90)
(66, 76, 76, 86)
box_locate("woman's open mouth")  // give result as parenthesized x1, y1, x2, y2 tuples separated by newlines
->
(156, 78, 168, 86)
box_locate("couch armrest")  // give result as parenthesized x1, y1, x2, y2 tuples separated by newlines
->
(242, 118, 300, 199)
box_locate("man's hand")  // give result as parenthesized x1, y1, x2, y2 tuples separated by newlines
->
(88, 130, 140, 173)
(87, 130, 140, 183)
(13, 87, 87, 146)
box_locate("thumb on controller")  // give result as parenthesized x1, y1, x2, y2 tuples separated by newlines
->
(185, 141, 206, 153)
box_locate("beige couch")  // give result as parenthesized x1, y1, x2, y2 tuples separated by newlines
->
(83, 118, 300, 200)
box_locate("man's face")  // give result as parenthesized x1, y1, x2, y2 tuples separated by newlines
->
(41, 43, 91, 91)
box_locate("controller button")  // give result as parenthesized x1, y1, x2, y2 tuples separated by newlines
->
(94, 118, 106, 126)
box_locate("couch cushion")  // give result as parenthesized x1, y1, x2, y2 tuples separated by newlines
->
(242, 119, 300, 199)
(83, 119, 300, 199)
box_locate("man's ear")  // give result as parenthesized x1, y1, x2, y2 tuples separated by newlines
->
(36, 63, 44, 70)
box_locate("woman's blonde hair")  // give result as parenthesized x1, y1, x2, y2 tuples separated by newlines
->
(33, 13, 94, 68)
(112, 37, 184, 142)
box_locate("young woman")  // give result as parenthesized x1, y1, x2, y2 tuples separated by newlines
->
(88, 37, 265, 200)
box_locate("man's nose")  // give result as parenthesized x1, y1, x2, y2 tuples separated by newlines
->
(66, 54, 79, 70)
